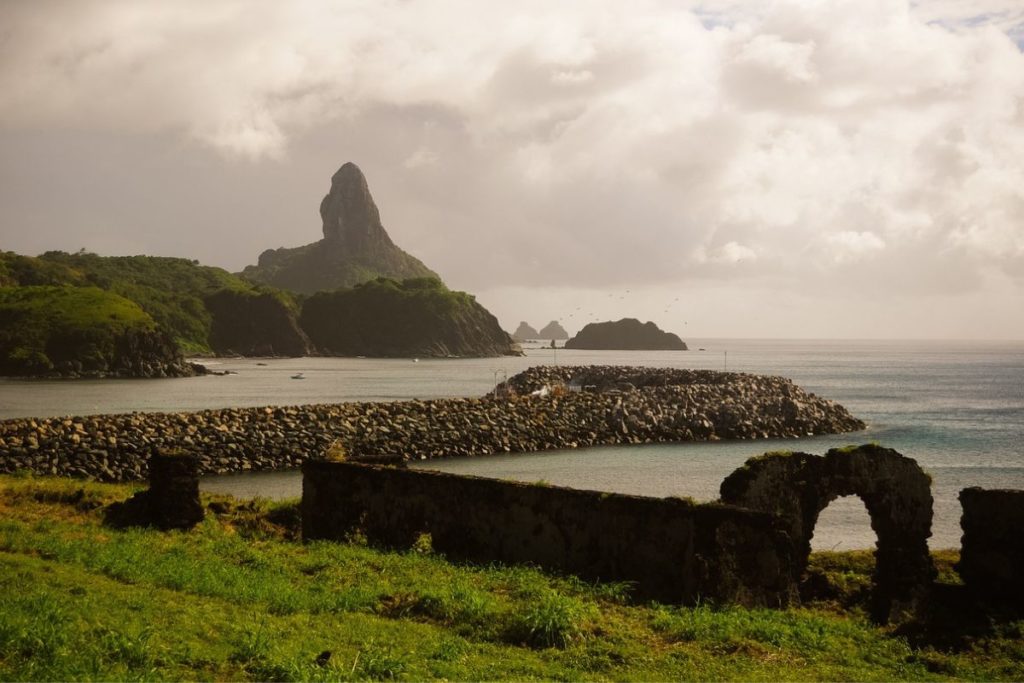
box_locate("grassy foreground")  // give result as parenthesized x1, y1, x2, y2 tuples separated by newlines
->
(0, 475, 1021, 681)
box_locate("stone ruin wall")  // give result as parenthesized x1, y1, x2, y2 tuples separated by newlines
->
(956, 487, 1024, 607)
(107, 442, 1024, 619)
(302, 459, 799, 607)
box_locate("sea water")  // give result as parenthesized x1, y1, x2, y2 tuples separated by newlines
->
(2, 339, 1022, 549)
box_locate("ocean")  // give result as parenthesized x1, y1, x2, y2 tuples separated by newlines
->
(2, 339, 1022, 550)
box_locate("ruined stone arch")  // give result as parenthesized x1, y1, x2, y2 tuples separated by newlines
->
(719, 444, 935, 623)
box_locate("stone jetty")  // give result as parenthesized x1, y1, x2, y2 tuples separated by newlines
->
(0, 365, 864, 482)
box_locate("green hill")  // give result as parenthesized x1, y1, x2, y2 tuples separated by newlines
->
(0, 252, 515, 365)
(0, 285, 194, 377)
(0, 252, 311, 357)
(301, 277, 517, 357)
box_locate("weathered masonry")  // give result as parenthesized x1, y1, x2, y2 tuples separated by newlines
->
(303, 460, 799, 607)
(719, 444, 935, 624)
(956, 487, 1024, 607)
(303, 444, 945, 622)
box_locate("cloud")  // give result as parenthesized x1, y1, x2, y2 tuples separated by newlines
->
(0, 0, 1022, 338)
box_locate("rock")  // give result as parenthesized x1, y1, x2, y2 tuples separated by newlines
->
(240, 162, 440, 294)
(511, 322, 540, 341)
(565, 318, 687, 350)
(538, 320, 569, 340)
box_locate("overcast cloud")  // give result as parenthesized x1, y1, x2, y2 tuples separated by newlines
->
(0, 0, 1022, 339)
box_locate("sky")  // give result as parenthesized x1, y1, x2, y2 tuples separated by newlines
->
(1, 0, 1022, 340)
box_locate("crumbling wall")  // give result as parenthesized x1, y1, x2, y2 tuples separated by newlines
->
(957, 487, 1024, 607)
(719, 444, 935, 623)
(302, 460, 798, 607)
(104, 450, 204, 530)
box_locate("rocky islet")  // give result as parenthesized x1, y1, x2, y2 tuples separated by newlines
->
(564, 318, 687, 350)
(0, 365, 864, 482)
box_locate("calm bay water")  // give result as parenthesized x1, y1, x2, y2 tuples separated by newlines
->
(3, 339, 1022, 550)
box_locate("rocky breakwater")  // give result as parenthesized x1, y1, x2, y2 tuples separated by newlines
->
(0, 365, 864, 482)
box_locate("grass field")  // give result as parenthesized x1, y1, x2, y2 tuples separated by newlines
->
(0, 474, 1021, 681)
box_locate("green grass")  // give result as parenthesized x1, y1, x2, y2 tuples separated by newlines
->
(0, 475, 1021, 681)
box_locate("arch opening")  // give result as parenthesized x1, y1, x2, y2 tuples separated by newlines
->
(810, 494, 876, 552)
(803, 494, 878, 607)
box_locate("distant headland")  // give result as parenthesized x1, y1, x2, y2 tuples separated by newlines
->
(0, 162, 521, 377)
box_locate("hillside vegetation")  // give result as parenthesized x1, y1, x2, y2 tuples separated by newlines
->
(0, 286, 192, 377)
(0, 475, 1021, 681)
(0, 252, 516, 369)
(301, 277, 515, 357)
(34, 252, 297, 354)
(0, 252, 308, 357)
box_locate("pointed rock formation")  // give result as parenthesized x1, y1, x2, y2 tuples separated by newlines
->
(242, 163, 439, 294)
(512, 321, 540, 341)
(538, 320, 569, 340)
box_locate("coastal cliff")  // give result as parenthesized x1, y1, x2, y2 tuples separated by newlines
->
(300, 277, 518, 358)
(205, 289, 312, 357)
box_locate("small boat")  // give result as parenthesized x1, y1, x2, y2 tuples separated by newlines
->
(412, 358, 419, 363)
(291, 373, 305, 379)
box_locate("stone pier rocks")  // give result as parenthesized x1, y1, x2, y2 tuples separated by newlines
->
(720, 444, 935, 624)
(146, 450, 204, 530)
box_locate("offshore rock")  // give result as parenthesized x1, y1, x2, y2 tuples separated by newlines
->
(565, 318, 687, 350)
(512, 321, 540, 341)
(241, 163, 439, 294)
(538, 320, 569, 340)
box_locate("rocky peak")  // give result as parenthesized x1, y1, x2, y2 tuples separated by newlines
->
(512, 321, 540, 341)
(319, 162, 391, 251)
(538, 320, 569, 340)
(241, 161, 439, 293)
